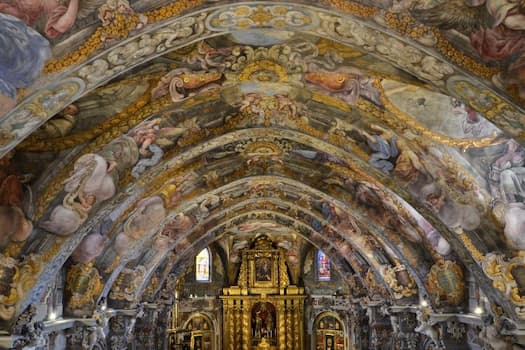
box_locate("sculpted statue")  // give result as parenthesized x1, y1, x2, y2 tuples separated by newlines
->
(415, 309, 444, 349)
(489, 140, 525, 249)
(33, 104, 78, 139)
(98, 135, 140, 182)
(71, 233, 106, 264)
(124, 304, 144, 343)
(490, 140, 525, 203)
(163, 212, 196, 241)
(257, 337, 271, 350)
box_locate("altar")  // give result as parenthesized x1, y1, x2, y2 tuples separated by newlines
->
(220, 236, 305, 350)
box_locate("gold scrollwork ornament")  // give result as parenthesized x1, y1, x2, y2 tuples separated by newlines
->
(427, 260, 465, 306)
(482, 252, 525, 319)
(66, 262, 104, 311)
(382, 264, 418, 299)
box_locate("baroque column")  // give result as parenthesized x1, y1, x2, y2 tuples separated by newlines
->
(278, 299, 286, 350)
(241, 299, 250, 350)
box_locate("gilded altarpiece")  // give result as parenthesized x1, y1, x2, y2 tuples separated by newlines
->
(221, 236, 305, 350)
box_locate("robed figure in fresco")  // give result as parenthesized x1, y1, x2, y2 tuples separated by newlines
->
(0, 0, 114, 116)
(0, 0, 83, 115)
(411, 0, 525, 99)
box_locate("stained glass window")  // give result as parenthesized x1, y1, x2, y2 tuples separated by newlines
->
(317, 250, 331, 281)
(196, 248, 210, 282)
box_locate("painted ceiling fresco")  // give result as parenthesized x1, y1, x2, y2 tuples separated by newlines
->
(1, 0, 525, 339)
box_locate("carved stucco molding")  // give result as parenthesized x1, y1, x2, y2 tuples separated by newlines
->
(1, 2, 523, 158)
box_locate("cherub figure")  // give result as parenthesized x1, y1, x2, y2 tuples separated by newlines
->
(129, 119, 162, 156)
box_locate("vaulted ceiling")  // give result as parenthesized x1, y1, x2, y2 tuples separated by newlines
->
(1, 0, 525, 330)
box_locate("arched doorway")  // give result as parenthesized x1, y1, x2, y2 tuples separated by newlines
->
(174, 313, 215, 350)
(313, 312, 346, 350)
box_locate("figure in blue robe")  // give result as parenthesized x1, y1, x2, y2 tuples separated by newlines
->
(0, 13, 51, 102)
(367, 134, 399, 174)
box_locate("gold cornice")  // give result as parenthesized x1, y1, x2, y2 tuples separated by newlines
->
(322, 0, 379, 17)
(456, 228, 484, 262)
(433, 30, 500, 79)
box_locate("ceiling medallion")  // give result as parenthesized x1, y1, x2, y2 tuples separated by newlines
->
(238, 93, 300, 127)
(236, 138, 292, 159)
(224, 45, 305, 88)
(426, 260, 465, 306)
(235, 138, 292, 170)
(382, 264, 418, 300)
(239, 60, 289, 83)
(247, 6, 275, 26)
(207, 4, 317, 31)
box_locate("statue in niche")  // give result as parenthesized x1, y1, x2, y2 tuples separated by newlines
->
(326, 335, 334, 350)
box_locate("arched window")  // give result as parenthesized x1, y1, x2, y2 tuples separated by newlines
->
(196, 248, 211, 282)
(317, 250, 331, 281)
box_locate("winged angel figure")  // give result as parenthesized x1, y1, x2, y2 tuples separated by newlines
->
(0, 0, 126, 116)
(411, 0, 525, 98)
